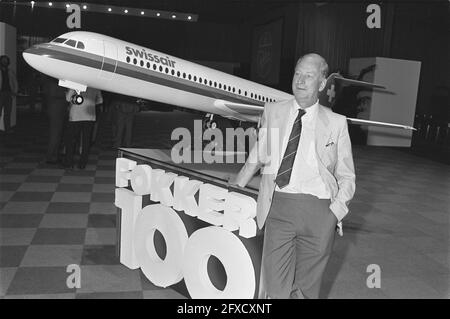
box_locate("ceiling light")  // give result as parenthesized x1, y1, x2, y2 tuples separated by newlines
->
(172, 15, 176, 19)
(141, 11, 144, 15)
(187, 16, 192, 20)
(156, 13, 160, 17)
(83, 5, 87, 9)
(108, 8, 112, 12)
(48, 2, 52, 6)
(65, 4, 70, 8)
(124, 9, 128, 13)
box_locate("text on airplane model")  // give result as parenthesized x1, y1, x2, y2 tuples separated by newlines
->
(125, 46, 177, 68)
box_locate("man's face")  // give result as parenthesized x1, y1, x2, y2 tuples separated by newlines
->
(292, 57, 326, 107)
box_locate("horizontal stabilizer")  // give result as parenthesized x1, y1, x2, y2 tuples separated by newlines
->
(347, 118, 416, 130)
(335, 76, 386, 89)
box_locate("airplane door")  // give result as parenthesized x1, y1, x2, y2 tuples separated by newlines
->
(100, 41, 117, 79)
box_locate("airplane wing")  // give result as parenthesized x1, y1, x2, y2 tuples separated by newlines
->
(213, 99, 263, 122)
(347, 118, 416, 130)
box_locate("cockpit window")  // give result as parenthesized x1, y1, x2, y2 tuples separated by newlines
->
(76, 41, 85, 49)
(64, 39, 77, 47)
(52, 37, 67, 43)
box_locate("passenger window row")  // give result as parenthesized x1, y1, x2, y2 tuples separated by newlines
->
(125, 56, 276, 103)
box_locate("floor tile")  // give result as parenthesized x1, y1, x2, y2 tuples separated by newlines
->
(31, 228, 86, 245)
(75, 291, 142, 299)
(87, 214, 116, 228)
(60, 176, 95, 184)
(92, 184, 115, 193)
(0, 267, 17, 296)
(17, 182, 58, 192)
(0, 183, 20, 191)
(46, 203, 90, 214)
(25, 175, 61, 183)
(0, 202, 48, 214)
(0, 214, 43, 228)
(9, 192, 54, 202)
(39, 214, 88, 228)
(6, 267, 75, 295)
(89, 203, 117, 215)
(0, 229, 36, 246)
(379, 276, 445, 298)
(51, 192, 92, 203)
(0, 191, 14, 202)
(0, 174, 27, 182)
(84, 228, 116, 245)
(81, 245, 119, 265)
(76, 265, 142, 293)
(31, 168, 66, 176)
(0, 246, 28, 267)
(4, 293, 76, 299)
(56, 184, 93, 192)
(20, 245, 84, 267)
(91, 193, 115, 203)
(143, 289, 187, 299)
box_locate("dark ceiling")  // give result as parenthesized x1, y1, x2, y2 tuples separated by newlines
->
(80, 0, 288, 23)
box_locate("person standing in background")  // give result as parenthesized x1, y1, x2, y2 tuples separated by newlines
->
(0, 55, 18, 134)
(41, 75, 67, 164)
(112, 94, 140, 148)
(63, 87, 103, 169)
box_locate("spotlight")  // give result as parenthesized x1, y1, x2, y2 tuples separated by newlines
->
(48, 2, 52, 6)
(83, 5, 87, 9)
(108, 8, 112, 12)
(172, 14, 176, 19)
(124, 9, 128, 13)
(156, 13, 160, 17)
(187, 16, 192, 20)
(141, 11, 144, 15)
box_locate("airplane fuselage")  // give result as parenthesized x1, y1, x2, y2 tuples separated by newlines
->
(23, 31, 293, 122)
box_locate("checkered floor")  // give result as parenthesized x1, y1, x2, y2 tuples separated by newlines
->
(0, 109, 449, 298)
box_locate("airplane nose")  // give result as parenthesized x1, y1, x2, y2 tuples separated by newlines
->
(22, 44, 51, 75)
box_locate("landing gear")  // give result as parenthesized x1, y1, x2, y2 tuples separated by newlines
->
(71, 94, 84, 105)
(203, 113, 217, 130)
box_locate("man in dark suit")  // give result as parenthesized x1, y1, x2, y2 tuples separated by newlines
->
(231, 53, 356, 298)
(0, 55, 18, 133)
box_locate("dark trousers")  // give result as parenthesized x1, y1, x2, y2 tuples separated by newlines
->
(64, 120, 94, 167)
(261, 192, 337, 299)
(0, 93, 12, 132)
(115, 112, 135, 148)
(46, 101, 67, 161)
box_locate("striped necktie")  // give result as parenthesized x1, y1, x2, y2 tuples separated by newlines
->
(275, 108, 306, 189)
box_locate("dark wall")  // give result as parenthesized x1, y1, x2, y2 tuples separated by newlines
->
(1, 5, 241, 62)
(294, 2, 449, 119)
(242, 2, 300, 92)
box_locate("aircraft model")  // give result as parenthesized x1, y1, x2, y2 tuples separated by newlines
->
(23, 31, 415, 131)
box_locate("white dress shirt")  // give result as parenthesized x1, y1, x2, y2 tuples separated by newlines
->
(67, 88, 103, 122)
(275, 99, 330, 199)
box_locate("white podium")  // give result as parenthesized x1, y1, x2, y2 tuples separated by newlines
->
(349, 57, 421, 147)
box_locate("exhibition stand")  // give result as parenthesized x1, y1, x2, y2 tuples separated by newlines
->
(115, 148, 264, 299)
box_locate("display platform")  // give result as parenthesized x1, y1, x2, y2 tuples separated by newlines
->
(115, 148, 264, 299)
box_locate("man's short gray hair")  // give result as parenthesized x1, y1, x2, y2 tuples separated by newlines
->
(296, 53, 329, 79)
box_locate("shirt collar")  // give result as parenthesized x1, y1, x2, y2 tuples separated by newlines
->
(293, 99, 319, 116)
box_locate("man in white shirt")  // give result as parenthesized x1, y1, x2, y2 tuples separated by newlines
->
(63, 87, 103, 169)
(231, 53, 355, 298)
